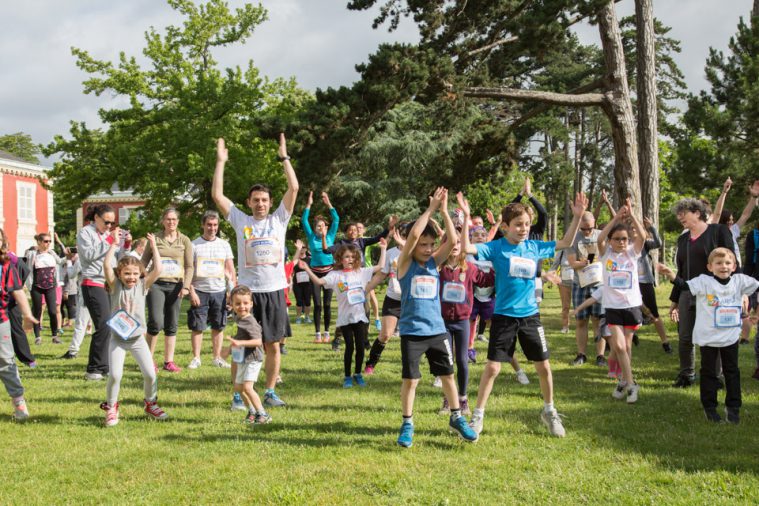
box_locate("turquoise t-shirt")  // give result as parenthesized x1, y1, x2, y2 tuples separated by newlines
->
(475, 239, 555, 318)
(398, 257, 446, 336)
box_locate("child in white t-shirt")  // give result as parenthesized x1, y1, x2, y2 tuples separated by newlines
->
(658, 247, 758, 424)
(300, 241, 386, 388)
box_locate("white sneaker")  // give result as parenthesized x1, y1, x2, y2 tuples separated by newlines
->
(12, 397, 29, 422)
(85, 372, 104, 381)
(540, 408, 566, 437)
(432, 376, 443, 388)
(476, 334, 488, 342)
(515, 369, 530, 385)
(626, 383, 640, 404)
(612, 381, 628, 400)
(211, 357, 231, 369)
(560, 327, 569, 334)
(469, 413, 484, 435)
(187, 357, 202, 369)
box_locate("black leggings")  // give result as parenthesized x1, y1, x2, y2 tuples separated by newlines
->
(341, 322, 367, 377)
(61, 293, 78, 321)
(31, 285, 58, 338)
(311, 268, 333, 333)
(293, 282, 312, 309)
(10, 305, 35, 364)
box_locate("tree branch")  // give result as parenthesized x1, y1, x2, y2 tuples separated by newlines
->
(464, 87, 606, 106)
(509, 78, 606, 128)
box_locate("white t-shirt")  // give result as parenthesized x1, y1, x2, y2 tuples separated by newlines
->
(687, 273, 759, 347)
(191, 236, 234, 293)
(600, 245, 642, 309)
(381, 247, 402, 301)
(467, 254, 495, 302)
(572, 230, 601, 286)
(322, 267, 375, 327)
(228, 203, 290, 293)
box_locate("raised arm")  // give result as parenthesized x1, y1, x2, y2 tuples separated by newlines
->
(555, 192, 588, 250)
(596, 203, 627, 254)
(302, 191, 314, 238)
(458, 192, 477, 255)
(627, 200, 647, 255)
(144, 233, 163, 289)
(212, 138, 234, 218)
(735, 181, 759, 229)
(433, 190, 456, 266)
(373, 238, 388, 273)
(103, 230, 120, 289)
(323, 192, 340, 240)
(398, 187, 445, 278)
(279, 133, 299, 215)
(710, 177, 732, 224)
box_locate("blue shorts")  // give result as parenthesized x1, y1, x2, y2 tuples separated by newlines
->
(187, 290, 228, 331)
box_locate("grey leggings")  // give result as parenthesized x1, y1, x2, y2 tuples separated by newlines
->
(0, 320, 24, 398)
(147, 281, 182, 336)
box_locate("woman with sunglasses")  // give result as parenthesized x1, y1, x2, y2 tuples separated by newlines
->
(78, 204, 131, 380)
(25, 233, 66, 345)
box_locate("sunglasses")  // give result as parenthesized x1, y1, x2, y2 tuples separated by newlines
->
(103, 220, 116, 226)
(580, 227, 593, 232)
(611, 237, 628, 242)
(40, 240, 51, 243)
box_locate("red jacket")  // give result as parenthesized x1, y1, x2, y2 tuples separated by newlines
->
(439, 261, 494, 322)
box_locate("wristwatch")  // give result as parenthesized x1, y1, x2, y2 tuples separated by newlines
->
(277, 155, 291, 162)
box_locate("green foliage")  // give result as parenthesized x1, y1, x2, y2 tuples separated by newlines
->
(0, 132, 40, 163)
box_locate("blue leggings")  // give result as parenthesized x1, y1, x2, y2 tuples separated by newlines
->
(445, 319, 471, 396)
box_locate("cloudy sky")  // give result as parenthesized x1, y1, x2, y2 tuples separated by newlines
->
(0, 0, 755, 165)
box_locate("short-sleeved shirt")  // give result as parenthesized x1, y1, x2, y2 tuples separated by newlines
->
(109, 278, 148, 341)
(600, 245, 643, 309)
(475, 239, 555, 318)
(572, 230, 601, 286)
(228, 202, 291, 293)
(687, 274, 759, 347)
(398, 257, 446, 336)
(191, 236, 234, 293)
(467, 254, 495, 302)
(235, 314, 264, 361)
(322, 267, 375, 327)
(0, 261, 23, 323)
(381, 247, 402, 301)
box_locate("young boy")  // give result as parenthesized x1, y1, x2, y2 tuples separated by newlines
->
(395, 187, 478, 448)
(461, 191, 588, 437)
(658, 248, 758, 423)
(227, 285, 271, 425)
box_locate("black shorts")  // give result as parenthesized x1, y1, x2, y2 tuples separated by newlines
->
(605, 307, 643, 329)
(252, 290, 288, 343)
(400, 333, 455, 379)
(488, 313, 549, 363)
(638, 283, 660, 318)
(187, 290, 228, 331)
(381, 296, 401, 318)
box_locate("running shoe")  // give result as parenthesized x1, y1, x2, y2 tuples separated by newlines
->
(254, 412, 272, 425)
(432, 376, 442, 388)
(612, 381, 628, 400)
(295, 316, 304, 324)
(626, 383, 639, 404)
(476, 334, 488, 342)
(672, 375, 695, 388)
(187, 357, 202, 370)
(323, 331, 331, 343)
(540, 408, 566, 437)
(12, 396, 29, 422)
(144, 399, 169, 420)
(343, 376, 353, 388)
(704, 408, 721, 423)
(52, 335, 62, 344)
(375, 319, 382, 331)
(560, 327, 569, 334)
(60, 351, 77, 359)
(353, 374, 366, 387)
(662, 342, 673, 354)
(438, 397, 450, 415)
(397, 421, 414, 448)
(85, 372, 104, 381)
(163, 361, 181, 373)
(305, 316, 313, 323)
(100, 402, 119, 427)
(211, 357, 231, 368)
(570, 353, 587, 366)
(515, 370, 530, 385)
(276, 375, 283, 385)
(449, 415, 478, 442)
(467, 348, 476, 364)
(364, 364, 375, 376)
(34, 337, 42, 345)
(231, 392, 247, 411)
(27, 361, 37, 369)
(460, 397, 471, 416)
(313, 332, 322, 344)
(595, 355, 608, 367)
(263, 391, 286, 407)
(469, 413, 484, 435)
(725, 407, 740, 425)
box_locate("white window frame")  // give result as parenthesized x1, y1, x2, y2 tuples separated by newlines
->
(16, 181, 36, 224)
(118, 207, 130, 225)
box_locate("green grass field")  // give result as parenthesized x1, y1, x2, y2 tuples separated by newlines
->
(2, 285, 759, 505)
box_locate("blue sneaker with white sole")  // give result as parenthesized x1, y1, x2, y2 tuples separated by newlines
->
(343, 376, 353, 388)
(263, 391, 286, 407)
(353, 374, 366, 387)
(449, 415, 479, 442)
(397, 421, 414, 448)
(231, 392, 246, 411)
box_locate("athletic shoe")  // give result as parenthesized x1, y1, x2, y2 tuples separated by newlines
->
(595, 355, 608, 367)
(632, 334, 639, 347)
(375, 319, 382, 331)
(560, 326, 569, 334)
(144, 399, 168, 420)
(305, 316, 313, 324)
(34, 337, 42, 345)
(364, 364, 375, 376)
(163, 361, 181, 373)
(331, 337, 340, 352)
(662, 342, 673, 354)
(187, 357, 202, 370)
(254, 412, 272, 425)
(353, 374, 366, 387)
(540, 408, 566, 438)
(672, 375, 695, 388)
(626, 383, 640, 404)
(397, 421, 414, 448)
(263, 391, 286, 407)
(85, 372, 104, 381)
(469, 413, 484, 435)
(60, 351, 77, 359)
(739, 338, 749, 345)
(515, 370, 530, 385)
(12, 396, 29, 422)
(725, 407, 740, 425)
(343, 376, 353, 388)
(276, 375, 283, 385)
(467, 348, 476, 364)
(438, 397, 450, 415)
(52, 335, 62, 344)
(432, 376, 442, 388)
(27, 361, 37, 369)
(612, 381, 628, 400)
(449, 415, 478, 442)
(211, 357, 231, 369)
(570, 353, 587, 366)
(244, 412, 256, 425)
(476, 334, 488, 342)
(704, 408, 721, 423)
(460, 397, 471, 416)
(231, 392, 247, 411)
(323, 331, 331, 343)
(753, 368, 759, 381)
(100, 402, 119, 427)
(313, 332, 322, 344)
(295, 316, 304, 324)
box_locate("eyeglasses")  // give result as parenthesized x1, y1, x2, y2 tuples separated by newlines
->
(611, 237, 628, 242)
(580, 227, 593, 232)
(40, 240, 51, 243)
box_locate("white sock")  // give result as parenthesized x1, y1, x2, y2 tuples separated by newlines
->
(544, 402, 554, 413)
(473, 408, 484, 417)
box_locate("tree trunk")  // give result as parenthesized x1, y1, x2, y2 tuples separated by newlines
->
(597, 1, 642, 215)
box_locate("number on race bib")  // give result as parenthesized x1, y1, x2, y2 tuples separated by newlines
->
(442, 282, 467, 303)
(295, 271, 309, 284)
(245, 237, 281, 267)
(161, 259, 182, 277)
(196, 257, 224, 278)
(714, 306, 741, 328)
(410, 275, 437, 299)
(346, 287, 366, 305)
(106, 309, 141, 340)
(608, 270, 633, 289)
(509, 257, 536, 279)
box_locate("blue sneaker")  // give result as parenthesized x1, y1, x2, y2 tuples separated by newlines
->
(397, 421, 414, 448)
(353, 374, 366, 387)
(263, 391, 286, 408)
(230, 392, 246, 411)
(343, 376, 353, 388)
(449, 415, 479, 443)
(375, 319, 382, 331)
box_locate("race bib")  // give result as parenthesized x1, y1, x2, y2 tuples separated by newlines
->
(578, 263, 603, 288)
(245, 237, 281, 267)
(107, 309, 141, 340)
(608, 270, 633, 289)
(161, 259, 182, 277)
(196, 257, 224, 278)
(509, 257, 536, 279)
(560, 266, 574, 283)
(346, 287, 366, 305)
(410, 275, 437, 299)
(442, 281, 467, 303)
(295, 271, 309, 284)
(231, 345, 245, 364)
(388, 276, 401, 295)
(473, 285, 494, 301)
(714, 306, 741, 328)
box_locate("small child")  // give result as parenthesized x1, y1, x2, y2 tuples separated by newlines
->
(300, 240, 387, 388)
(227, 285, 270, 425)
(572, 287, 616, 378)
(102, 232, 168, 427)
(658, 248, 758, 424)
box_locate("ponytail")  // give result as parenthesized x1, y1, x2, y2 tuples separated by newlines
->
(84, 204, 115, 222)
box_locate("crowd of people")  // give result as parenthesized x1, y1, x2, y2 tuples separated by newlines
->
(1, 135, 758, 445)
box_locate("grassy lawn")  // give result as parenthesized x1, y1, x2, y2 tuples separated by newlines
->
(2, 285, 759, 505)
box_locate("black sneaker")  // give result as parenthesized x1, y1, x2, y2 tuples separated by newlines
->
(595, 355, 608, 367)
(632, 334, 639, 347)
(704, 409, 721, 423)
(331, 338, 341, 352)
(740, 338, 750, 345)
(672, 375, 695, 388)
(570, 354, 587, 366)
(725, 407, 740, 425)
(662, 342, 673, 354)
(60, 351, 77, 359)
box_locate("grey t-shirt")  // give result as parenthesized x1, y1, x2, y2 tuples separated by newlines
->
(109, 278, 147, 341)
(235, 314, 264, 361)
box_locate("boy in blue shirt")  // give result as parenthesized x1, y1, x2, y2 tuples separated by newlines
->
(461, 191, 588, 437)
(395, 187, 478, 448)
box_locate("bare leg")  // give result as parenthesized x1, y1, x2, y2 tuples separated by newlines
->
(211, 329, 224, 360)
(475, 360, 502, 410)
(439, 374, 461, 410)
(533, 360, 554, 404)
(164, 335, 176, 362)
(264, 341, 281, 390)
(400, 378, 419, 416)
(190, 330, 203, 359)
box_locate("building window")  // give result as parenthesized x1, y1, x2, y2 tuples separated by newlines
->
(118, 207, 130, 225)
(17, 182, 36, 222)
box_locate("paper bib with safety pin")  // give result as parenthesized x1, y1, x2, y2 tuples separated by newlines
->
(410, 275, 437, 299)
(714, 305, 741, 328)
(196, 257, 224, 278)
(608, 270, 633, 289)
(295, 271, 309, 283)
(578, 262, 603, 287)
(106, 309, 141, 340)
(509, 256, 536, 279)
(442, 281, 467, 303)
(346, 287, 366, 305)
(161, 259, 182, 277)
(245, 237, 280, 267)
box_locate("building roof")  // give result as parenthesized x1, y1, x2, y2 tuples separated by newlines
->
(0, 150, 50, 177)
(0, 149, 30, 163)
